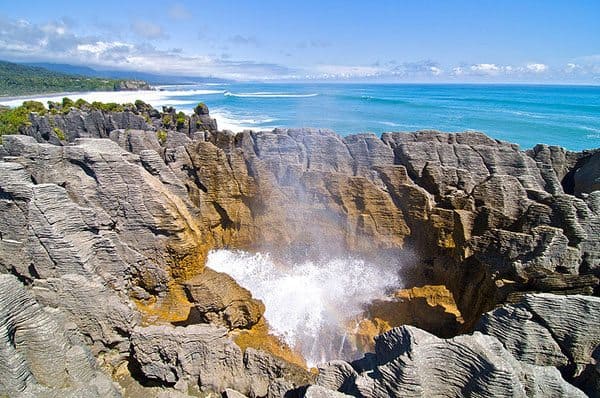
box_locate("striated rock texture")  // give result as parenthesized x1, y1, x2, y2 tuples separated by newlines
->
(19, 99, 217, 145)
(477, 293, 600, 396)
(0, 274, 119, 398)
(314, 324, 586, 397)
(0, 102, 598, 396)
(131, 324, 312, 397)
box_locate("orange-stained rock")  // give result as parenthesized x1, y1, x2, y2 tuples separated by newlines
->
(365, 285, 464, 338)
(347, 317, 392, 354)
(233, 318, 307, 370)
(183, 268, 265, 330)
(134, 281, 193, 325)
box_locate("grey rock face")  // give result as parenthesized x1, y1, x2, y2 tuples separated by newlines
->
(477, 293, 600, 395)
(131, 324, 247, 390)
(0, 134, 205, 296)
(0, 134, 207, 377)
(0, 115, 598, 398)
(131, 324, 313, 397)
(0, 274, 120, 398)
(574, 151, 600, 195)
(302, 385, 353, 398)
(314, 325, 585, 398)
(26, 108, 151, 144)
(114, 80, 151, 91)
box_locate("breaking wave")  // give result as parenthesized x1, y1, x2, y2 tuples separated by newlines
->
(206, 249, 402, 366)
(224, 91, 318, 98)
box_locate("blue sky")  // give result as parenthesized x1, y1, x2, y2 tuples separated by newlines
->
(0, 0, 598, 82)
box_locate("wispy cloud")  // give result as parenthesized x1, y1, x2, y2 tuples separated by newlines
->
(526, 63, 548, 73)
(451, 62, 557, 78)
(469, 63, 502, 75)
(168, 3, 191, 20)
(228, 34, 260, 47)
(309, 64, 383, 79)
(297, 39, 331, 49)
(565, 55, 600, 78)
(389, 60, 443, 77)
(0, 16, 294, 79)
(0, 16, 598, 82)
(131, 20, 167, 40)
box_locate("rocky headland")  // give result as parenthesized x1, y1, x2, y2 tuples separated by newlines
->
(0, 100, 598, 397)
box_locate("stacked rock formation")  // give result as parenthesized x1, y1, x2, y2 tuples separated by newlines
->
(0, 102, 598, 397)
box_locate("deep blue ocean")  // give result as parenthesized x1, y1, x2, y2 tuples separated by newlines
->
(159, 83, 600, 151)
(3, 83, 599, 151)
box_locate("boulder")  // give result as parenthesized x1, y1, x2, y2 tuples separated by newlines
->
(183, 268, 265, 330)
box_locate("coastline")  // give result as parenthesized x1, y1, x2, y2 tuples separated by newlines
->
(0, 88, 261, 134)
(2, 84, 599, 150)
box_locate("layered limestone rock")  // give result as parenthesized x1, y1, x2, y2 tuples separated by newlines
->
(0, 131, 310, 396)
(114, 80, 151, 91)
(0, 274, 119, 397)
(477, 293, 600, 395)
(20, 100, 217, 145)
(314, 325, 586, 397)
(131, 324, 313, 397)
(1, 102, 599, 397)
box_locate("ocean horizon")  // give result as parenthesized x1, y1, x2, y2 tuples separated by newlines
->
(2, 82, 599, 151)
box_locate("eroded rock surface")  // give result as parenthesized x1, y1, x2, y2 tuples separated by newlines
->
(314, 325, 586, 397)
(0, 274, 119, 397)
(477, 293, 600, 395)
(0, 103, 598, 397)
(131, 324, 313, 397)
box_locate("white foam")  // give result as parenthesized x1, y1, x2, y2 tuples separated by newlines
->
(206, 249, 401, 366)
(378, 121, 401, 127)
(211, 109, 278, 132)
(224, 91, 318, 98)
(0, 89, 223, 109)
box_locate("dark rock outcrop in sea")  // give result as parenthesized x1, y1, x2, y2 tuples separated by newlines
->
(114, 80, 152, 91)
(0, 101, 598, 397)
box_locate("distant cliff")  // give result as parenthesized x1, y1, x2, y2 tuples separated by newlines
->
(0, 60, 150, 96)
(0, 101, 598, 397)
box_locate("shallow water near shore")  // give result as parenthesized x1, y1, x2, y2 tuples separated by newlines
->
(2, 83, 599, 151)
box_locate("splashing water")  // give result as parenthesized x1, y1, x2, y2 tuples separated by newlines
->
(206, 249, 402, 366)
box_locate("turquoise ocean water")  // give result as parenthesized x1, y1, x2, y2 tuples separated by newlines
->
(161, 83, 600, 151)
(3, 83, 599, 151)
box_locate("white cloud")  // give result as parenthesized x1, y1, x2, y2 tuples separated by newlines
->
(0, 16, 598, 82)
(526, 63, 548, 73)
(470, 63, 501, 75)
(564, 63, 582, 74)
(309, 64, 383, 79)
(569, 55, 600, 75)
(0, 16, 297, 80)
(452, 66, 464, 76)
(430, 66, 442, 75)
(77, 41, 133, 55)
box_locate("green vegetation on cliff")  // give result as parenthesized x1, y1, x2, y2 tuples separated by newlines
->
(0, 99, 137, 138)
(0, 60, 143, 96)
(0, 101, 45, 137)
